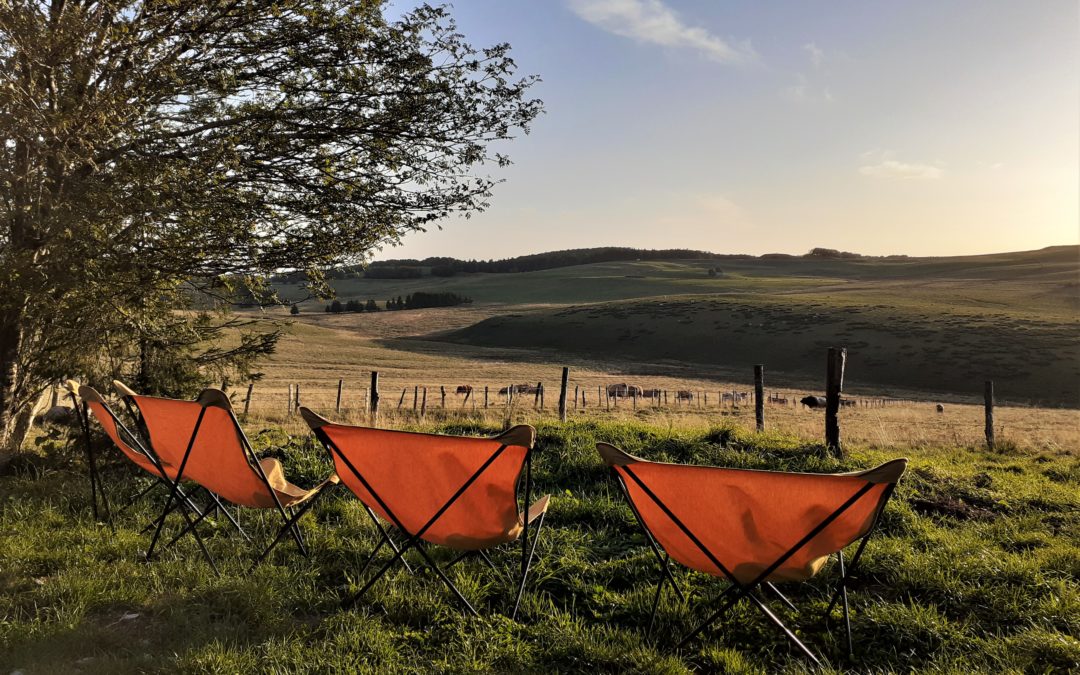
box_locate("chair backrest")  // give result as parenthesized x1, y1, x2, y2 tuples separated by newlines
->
(71, 381, 169, 479)
(598, 443, 906, 584)
(129, 389, 280, 509)
(302, 408, 535, 550)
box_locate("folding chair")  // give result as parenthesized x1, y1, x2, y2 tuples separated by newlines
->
(597, 442, 906, 665)
(66, 382, 221, 554)
(127, 388, 339, 573)
(109, 380, 248, 537)
(300, 408, 550, 619)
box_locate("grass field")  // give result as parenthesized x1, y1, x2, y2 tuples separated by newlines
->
(265, 246, 1079, 409)
(2, 417, 1077, 673)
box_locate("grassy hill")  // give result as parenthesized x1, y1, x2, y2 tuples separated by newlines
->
(272, 246, 1079, 406)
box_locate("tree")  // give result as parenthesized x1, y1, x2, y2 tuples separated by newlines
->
(329, 300, 344, 313)
(0, 1, 541, 458)
(365, 299, 380, 312)
(290, 304, 300, 315)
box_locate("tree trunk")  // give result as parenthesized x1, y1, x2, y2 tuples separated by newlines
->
(0, 309, 28, 464)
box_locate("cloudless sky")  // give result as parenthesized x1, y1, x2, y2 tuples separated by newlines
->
(377, 0, 1079, 261)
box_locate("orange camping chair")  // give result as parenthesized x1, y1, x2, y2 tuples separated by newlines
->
(301, 408, 550, 618)
(128, 389, 338, 573)
(597, 443, 906, 665)
(105, 380, 251, 539)
(66, 382, 216, 538)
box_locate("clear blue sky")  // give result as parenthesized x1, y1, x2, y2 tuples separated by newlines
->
(378, 0, 1079, 261)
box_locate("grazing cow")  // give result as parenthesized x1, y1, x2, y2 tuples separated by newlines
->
(607, 383, 643, 398)
(800, 395, 827, 409)
(840, 399, 857, 408)
(498, 383, 535, 396)
(936, 403, 945, 413)
(455, 385, 473, 396)
(675, 390, 694, 401)
(641, 388, 661, 399)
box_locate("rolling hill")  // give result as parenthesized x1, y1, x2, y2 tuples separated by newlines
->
(270, 245, 1079, 406)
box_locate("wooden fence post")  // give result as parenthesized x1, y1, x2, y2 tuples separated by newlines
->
(287, 383, 293, 414)
(397, 388, 406, 409)
(336, 379, 344, 413)
(534, 381, 542, 409)
(421, 387, 427, 418)
(369, 372, 380, 423)
(441, 385, 446, 409)
(574, 385, 579, 410)
(294, 384, 300, 412)
(484, 386, 489, 409)
(754, 364, 765, 432)
(984, 380, 995, 450)
(558, 367, 569, 423)
(825, 347, 846, 457)
(539, 383, 545, 409)
(413, 386, 418, 412)
(244, 383, 254, 415)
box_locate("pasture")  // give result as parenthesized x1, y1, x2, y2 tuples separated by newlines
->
(2, 416, 1078, 673)
(269, 246, 1079, 408)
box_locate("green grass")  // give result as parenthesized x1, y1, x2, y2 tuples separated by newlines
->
(445, 292, 1080, 406)
(2, 420, 1078, 673)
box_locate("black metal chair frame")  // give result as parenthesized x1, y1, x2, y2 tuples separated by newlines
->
(611, 465, 898, 666)
(311, 426, 546, 620)
(71, 391, 235, 563)
(141, 396, 335, 575)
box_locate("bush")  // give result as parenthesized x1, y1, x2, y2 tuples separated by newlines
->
(289, 304, 299, 315)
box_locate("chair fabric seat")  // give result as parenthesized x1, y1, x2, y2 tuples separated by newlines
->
(312, 421, 549, 550)
(599, 443, 905, 584)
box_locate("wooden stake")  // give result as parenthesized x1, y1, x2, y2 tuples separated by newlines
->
(984, 380, 995, 450)
(244, 383, 254, 415)
(558, 367, 569, 422)
(336, 379, 344, 412)
(754, 364, 764, 432)
(369, 372, 380, 423)
(825, 347, 846, 457)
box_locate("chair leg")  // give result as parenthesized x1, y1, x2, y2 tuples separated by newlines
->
(676, 583, 742, 650)
(765, 582, 798, 612)
(346, 537, 418, 607)
(165, 505, 215, 549)
(202, 491, 250, 542)
(647, 573, 667, 639)
(836, 551, 853, 658)
(169, 497, 220, 575)
(511, 511, 546, 620)
(746, 594, 822, 667)
(413, 544, 480, 617)
(477, 550, 508, 582)
(362, 506, 414, 574)
(249, 496, 324, 572)
(115, 479, 162, 517)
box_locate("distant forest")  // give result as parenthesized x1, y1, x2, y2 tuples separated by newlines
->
(272, 246, 882, 282)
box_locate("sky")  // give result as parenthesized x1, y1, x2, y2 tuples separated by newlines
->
(377, 0, 1079, 261)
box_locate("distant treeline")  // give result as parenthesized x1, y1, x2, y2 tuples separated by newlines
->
(372, 247, 730, 275)
(271, 246, 906, 284)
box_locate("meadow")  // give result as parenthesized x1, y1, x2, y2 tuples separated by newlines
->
(270, 246, 1079, 408)
(2, 247, 1077, 673)
(2, 414, 1078, 674)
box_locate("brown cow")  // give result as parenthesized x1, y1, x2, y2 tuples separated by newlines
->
(675, 390, 694, 401)
(455, 385, 473, 395)
(640, 388, 661, 399)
